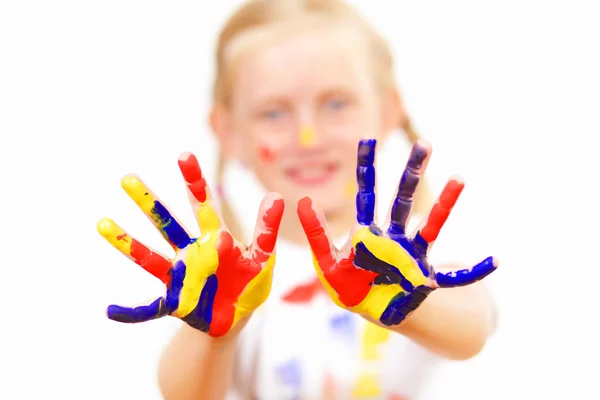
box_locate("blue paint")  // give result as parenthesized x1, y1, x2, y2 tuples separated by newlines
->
(151, 201, 193, 249)
(386, 231, 431, 278)
(436, 256, 496, 288)
(380, 286, 433, 326)
(369, 224, 383, 236)
(353, 242, 415, 292)
(165, 260, 185, 311)
(356, 139, 376, 226)
(276, 359, 302, 388)
(329, 312, 356, 343)
(388, 144, 427, 236)
(412, 233, 429, 258)
(182, 274, 218, 333)
(107, 297, 169, 323)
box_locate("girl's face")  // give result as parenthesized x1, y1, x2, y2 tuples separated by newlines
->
(218, 25, 399, 215)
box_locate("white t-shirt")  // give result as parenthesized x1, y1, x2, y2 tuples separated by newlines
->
(229, 218, 440, 400)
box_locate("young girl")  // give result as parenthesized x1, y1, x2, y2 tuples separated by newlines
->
(98, 1, 497, 399)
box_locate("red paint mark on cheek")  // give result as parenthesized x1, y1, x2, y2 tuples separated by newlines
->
(178, 154, 207, 203)
(210, 231, 261, 336)
(258, 146, 277, 163)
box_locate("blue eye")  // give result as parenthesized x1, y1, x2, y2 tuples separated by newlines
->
(263, 109, 284, 120)
(327, 98, 347, 111)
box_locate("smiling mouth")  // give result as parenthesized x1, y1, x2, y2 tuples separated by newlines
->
(285, 162, 340, 186)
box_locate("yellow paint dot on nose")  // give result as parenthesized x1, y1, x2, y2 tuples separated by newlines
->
(299, 127, 316, 147)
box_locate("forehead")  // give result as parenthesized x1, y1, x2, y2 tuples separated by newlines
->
(229, 23, 374, 103)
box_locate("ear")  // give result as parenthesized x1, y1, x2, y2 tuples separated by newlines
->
(380, 87, 406, 139)
(209, 103, 243, 162)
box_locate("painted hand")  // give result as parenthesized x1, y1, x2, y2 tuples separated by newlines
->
(97, 153, 284, 337)
(297, 139, 497, 327)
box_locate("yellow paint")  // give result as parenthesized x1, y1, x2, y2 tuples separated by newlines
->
(121, 175, 157, 217)
(174, 202, 222, 318)
(352, 373, 381, 398)
(352, 227, 426, 288)
(234, 254, 276, 324)
(97, 218, 133, 258)
(196, 199, 221, 232)
(353, 284, 402, 320)
(361, 322, 391, 360)
(299, 126, 316, 147)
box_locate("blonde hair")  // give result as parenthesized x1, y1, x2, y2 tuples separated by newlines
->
(212, 0, 430, 241)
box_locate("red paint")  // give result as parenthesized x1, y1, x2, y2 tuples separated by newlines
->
(258, 146, 277, 163)
(420, 179, 464, 243)
(178, 153, 207, 203)
(387, 394, 410, 400)
(297, 197, 376, 307)
(252, 198, 284, 264)
(281, 277, 324, 303)
(256, 199, 284, 253)
(129, 238, 172, 284)
(209, 231, 262, 337)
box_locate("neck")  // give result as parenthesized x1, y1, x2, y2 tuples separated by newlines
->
(278, 199, 355, 246)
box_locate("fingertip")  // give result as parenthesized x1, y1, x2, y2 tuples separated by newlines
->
(448, 175, 465, 186)
(96, 217, 115, 235)
(120, 173, 140, 188)
(297, 196, 313, 213)
(106, 305, 118, 320)
(265, 191, 284, 203)
(177, 151, 194, 162)
(262, 193, 285, 221)
(357, 139, 377, 164)
(491, 256, 499, 268)
(358, 138, 377, 146)
(415, 139, 432, 152)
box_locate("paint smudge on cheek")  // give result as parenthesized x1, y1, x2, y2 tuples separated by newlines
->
(258, 145, 277, 163)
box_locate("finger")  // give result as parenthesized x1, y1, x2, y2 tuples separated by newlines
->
(107, 297, 169, 323)
(387, 141, 431, 235)
(178, 152, 224, 233)
(415, 177, 464, 248)
(356, 139, 377, 226)
(249, 193, 285, 264)
(97, 218, 172, 283)
(121, 174, 193, 250)
(297, 196, 338, 275)
(435, 256, 498, 288)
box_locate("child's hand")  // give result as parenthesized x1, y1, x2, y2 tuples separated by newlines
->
(297, 139, 497, 327)
(97, 153, 284, 337)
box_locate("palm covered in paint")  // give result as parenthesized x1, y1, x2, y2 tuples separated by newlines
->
(97, 153, 284, 337)
(298, 139, 497, 327)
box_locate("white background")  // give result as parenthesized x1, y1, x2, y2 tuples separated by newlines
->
(1, 1, 599, 399)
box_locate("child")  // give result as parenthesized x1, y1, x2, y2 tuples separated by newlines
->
(98, 1, 497, 399)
